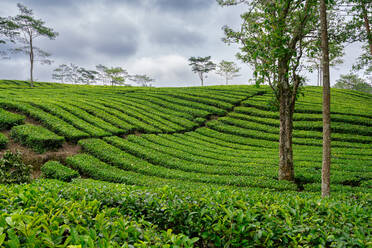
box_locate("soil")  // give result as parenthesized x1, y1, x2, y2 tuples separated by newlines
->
(1, 131, 81, 180)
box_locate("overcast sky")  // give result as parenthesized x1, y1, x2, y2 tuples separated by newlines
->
(0, 0, 364, 87)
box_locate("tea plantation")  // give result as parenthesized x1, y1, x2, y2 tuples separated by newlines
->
(0, 80, 371, 247)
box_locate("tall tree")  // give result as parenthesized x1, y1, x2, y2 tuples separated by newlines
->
(306, 8, 346, 86)
(53, 63, 80, 84)
(95, 64, 109, 85)
(104, 67, 129, 86)
(218, 0, 318, 181)
(188, 56, 216, 86)
(130, 74, 155, 87)
(52, 64, 70, 83)
(11, 3, 58, 87)
(77, 67, 99, 85)
(216, 60, 241, 85)
(320, 0, 331, 197)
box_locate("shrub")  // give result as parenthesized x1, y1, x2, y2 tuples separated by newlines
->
(41, 161, 79, 182)
(10, 124, 65, 153)
(0, 150, 31, 184)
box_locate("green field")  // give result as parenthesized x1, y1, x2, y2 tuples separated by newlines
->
(0, 80, 371, 247)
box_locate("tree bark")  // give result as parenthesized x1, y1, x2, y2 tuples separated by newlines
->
(278, 90, 295, 181)
(320, 0, 331, 197)
(360, 0, 372, 55)
(278, 62, 295, 181)
(29, 36, 34, 88)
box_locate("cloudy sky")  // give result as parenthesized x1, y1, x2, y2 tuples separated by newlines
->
(0, 0, 364, 87)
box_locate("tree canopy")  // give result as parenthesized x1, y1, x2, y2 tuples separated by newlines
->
(216, 60, 240, 85)
(188, 56, 216, 86)
(218, 0, 320, 181)
(334, 73, 372, 93)
(10, 3, 58, 87)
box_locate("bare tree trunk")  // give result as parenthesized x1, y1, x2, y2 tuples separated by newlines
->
(200, 73, 204, 86)
(320, 0, 331, 197)
(29, 37, 34, 88)
(278, 76, 294, 181)
(317, 63, 320, 86)
(360, 0, 372, 55)
(226, 72, 228, 85)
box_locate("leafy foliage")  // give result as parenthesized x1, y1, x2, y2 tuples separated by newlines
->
(0, 180, 370, 247)
(216, 60, 241, 85)
(104, 67, 129, 86)
(0, 133, 8, 149)
(343, 0, 372, 76)
(0, 150, 31, 184)
(41, 160, 79, 181)
(130, 74, 155, 87)
(0, 17, 18, 58)
(334, 73, 372, 93)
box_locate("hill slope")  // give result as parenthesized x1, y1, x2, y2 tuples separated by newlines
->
(0, 80, 371, 192)
(0, 80, 371, 247)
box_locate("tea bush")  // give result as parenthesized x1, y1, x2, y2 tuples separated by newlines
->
(0, 133, 8, 149)
(10, 124, 65, 153)
(0, 150, 31, 184)
(0, 109, 25, 130)
(41, 160, 79, 182)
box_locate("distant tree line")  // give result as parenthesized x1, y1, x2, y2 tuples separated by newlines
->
(334, 73, 372, 93)
(52, 63, 155, 87)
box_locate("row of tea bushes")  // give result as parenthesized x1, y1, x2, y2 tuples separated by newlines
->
(41, 160, 79, 181)
(10, 124, 64, 153)
(0, 100, 89, 141)
(79, 138, 297, 191)
(0, 109, 25, 130)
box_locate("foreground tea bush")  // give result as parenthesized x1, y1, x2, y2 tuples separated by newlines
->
(0, 179, 370, 247)
(41, 161, 79, 182)
(0, 150, 31, 184)
(10, 124, 65, 153)
(0, 181, 198, 247)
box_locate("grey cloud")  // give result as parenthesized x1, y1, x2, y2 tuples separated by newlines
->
(37, 6, 140, 61)
(153, 0, 214, 12)
(93, 36, 138, 58)
(148, 25, 205, 47)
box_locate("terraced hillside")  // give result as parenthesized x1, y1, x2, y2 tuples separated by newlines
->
(0, 80, 371, 247)
(1, 79, 371, 191)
